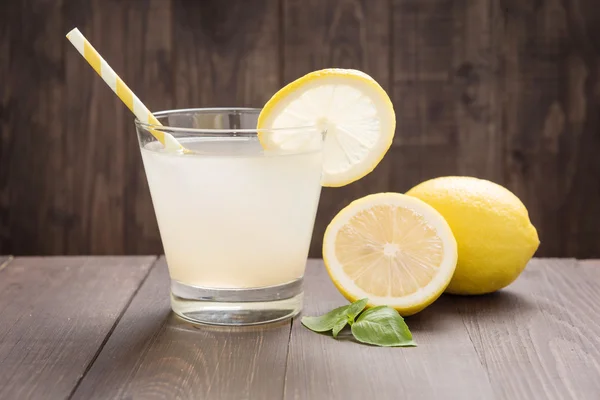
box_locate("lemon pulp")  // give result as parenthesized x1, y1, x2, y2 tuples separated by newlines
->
(323, 193, 458, 316)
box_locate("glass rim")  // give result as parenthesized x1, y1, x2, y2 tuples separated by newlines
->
(134, 107, 318, 134)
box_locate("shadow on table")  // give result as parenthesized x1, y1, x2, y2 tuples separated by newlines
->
(96, 309, 292, 378)
(169, 312, 291, 333)
(115, 309, 291, 351)
(407, 289, 537, 334)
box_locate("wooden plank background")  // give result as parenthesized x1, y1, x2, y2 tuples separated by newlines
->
(0, 256, 156, 399)
(1, 0, 599, 258)
(0, 257, 598, 399)
(72, 258, 292, 400)
(284, 260, 496, 399)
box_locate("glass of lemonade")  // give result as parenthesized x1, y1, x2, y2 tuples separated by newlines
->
(135, 108, 324, 325)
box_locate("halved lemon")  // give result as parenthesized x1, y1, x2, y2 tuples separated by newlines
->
(323, 193, 458, 316)
(257, 69, 395, 187)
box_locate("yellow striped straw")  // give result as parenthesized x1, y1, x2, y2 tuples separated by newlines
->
(66, 28, 184, 152)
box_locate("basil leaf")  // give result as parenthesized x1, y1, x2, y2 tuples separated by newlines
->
(351, 306, 416, 347)
(346, 298, 369, 324)
(301, 304, 349, 332)
(332, 318, 347, 338)
(302, 298, 368, 335)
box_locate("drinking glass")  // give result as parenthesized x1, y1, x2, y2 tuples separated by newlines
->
(135, 108, 323, 325)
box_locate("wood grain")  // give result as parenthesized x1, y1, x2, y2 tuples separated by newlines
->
(455, 258, 600, 399)
(284, 260, 495, 399)
(0, 0, 171, 255)
(63, 0, 171, 255)
(0, 0, 67, 255)
(0, 257, 598, 398)
(1, 0, 600, 258)
(501, 0, 600, 258)
(390, 0, 502, 192)
(172, 0, 280, 108)
(576, 259, 600, 268)
(283, 0, 392, 257)
(72, 257, 292, 400)
(0, 256, 155, 400)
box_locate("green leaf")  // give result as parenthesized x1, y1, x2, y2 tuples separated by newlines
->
(351, 306, 416, 347)
(302, 298, 368, 334)
(332, 318, 347, 338)
(346, 298, 368, 325)
(301, 304, 349, 332)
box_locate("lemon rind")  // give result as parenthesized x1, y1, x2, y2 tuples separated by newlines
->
(323, 193, 458, 315)
(257, 69, 395, 187)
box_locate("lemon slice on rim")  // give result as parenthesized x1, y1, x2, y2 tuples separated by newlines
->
(323, 193, 458, 316)
(257, 69, 395, 187)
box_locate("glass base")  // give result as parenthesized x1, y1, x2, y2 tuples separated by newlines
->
(170, 278, 303, 326)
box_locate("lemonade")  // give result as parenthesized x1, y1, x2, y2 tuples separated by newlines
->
(66, 23, 399, 327)
(135, 109, 324, 325)
(132, 68, 396, 325)
(141, 137, 322, 289)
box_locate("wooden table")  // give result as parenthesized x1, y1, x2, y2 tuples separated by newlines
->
(0, 256, 599, 400)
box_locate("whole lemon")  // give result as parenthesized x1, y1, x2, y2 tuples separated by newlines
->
(406, 176, 539, 295)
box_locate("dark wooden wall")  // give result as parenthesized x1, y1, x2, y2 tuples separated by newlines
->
(1, 0, 599, 258)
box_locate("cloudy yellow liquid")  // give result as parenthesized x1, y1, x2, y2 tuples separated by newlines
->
(141, 137, 322, 288)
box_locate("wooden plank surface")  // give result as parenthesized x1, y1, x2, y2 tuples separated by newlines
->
(285, 259, 600, 400)
(2, 0, 600, 259)
(0, 0, 172, 256)
(72, 257, 292, 400)
(500, 0, 600, 258)
(0, 257, 598, 399)
(283, 0, 393, 257)
(0, 256, 12, 272)
(0, 256, 155, 400)
(457, 259, 600, 400)
(172, 0, 280, 108)
(284, 260, 495, 399)
(0, 0, 68, 255)
(62, 0, 171, 255)
(390, 0, 502, 192)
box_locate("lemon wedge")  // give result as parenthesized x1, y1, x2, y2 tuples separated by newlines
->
(322, 193, 458, 316)
(257, 69, 395, 187)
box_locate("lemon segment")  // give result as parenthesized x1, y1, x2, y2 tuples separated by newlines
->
(257, 69, 395, 187)
(323, 193, 458, 316)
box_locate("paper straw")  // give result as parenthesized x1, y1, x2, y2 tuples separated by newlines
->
(66, 28, 184, 152)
